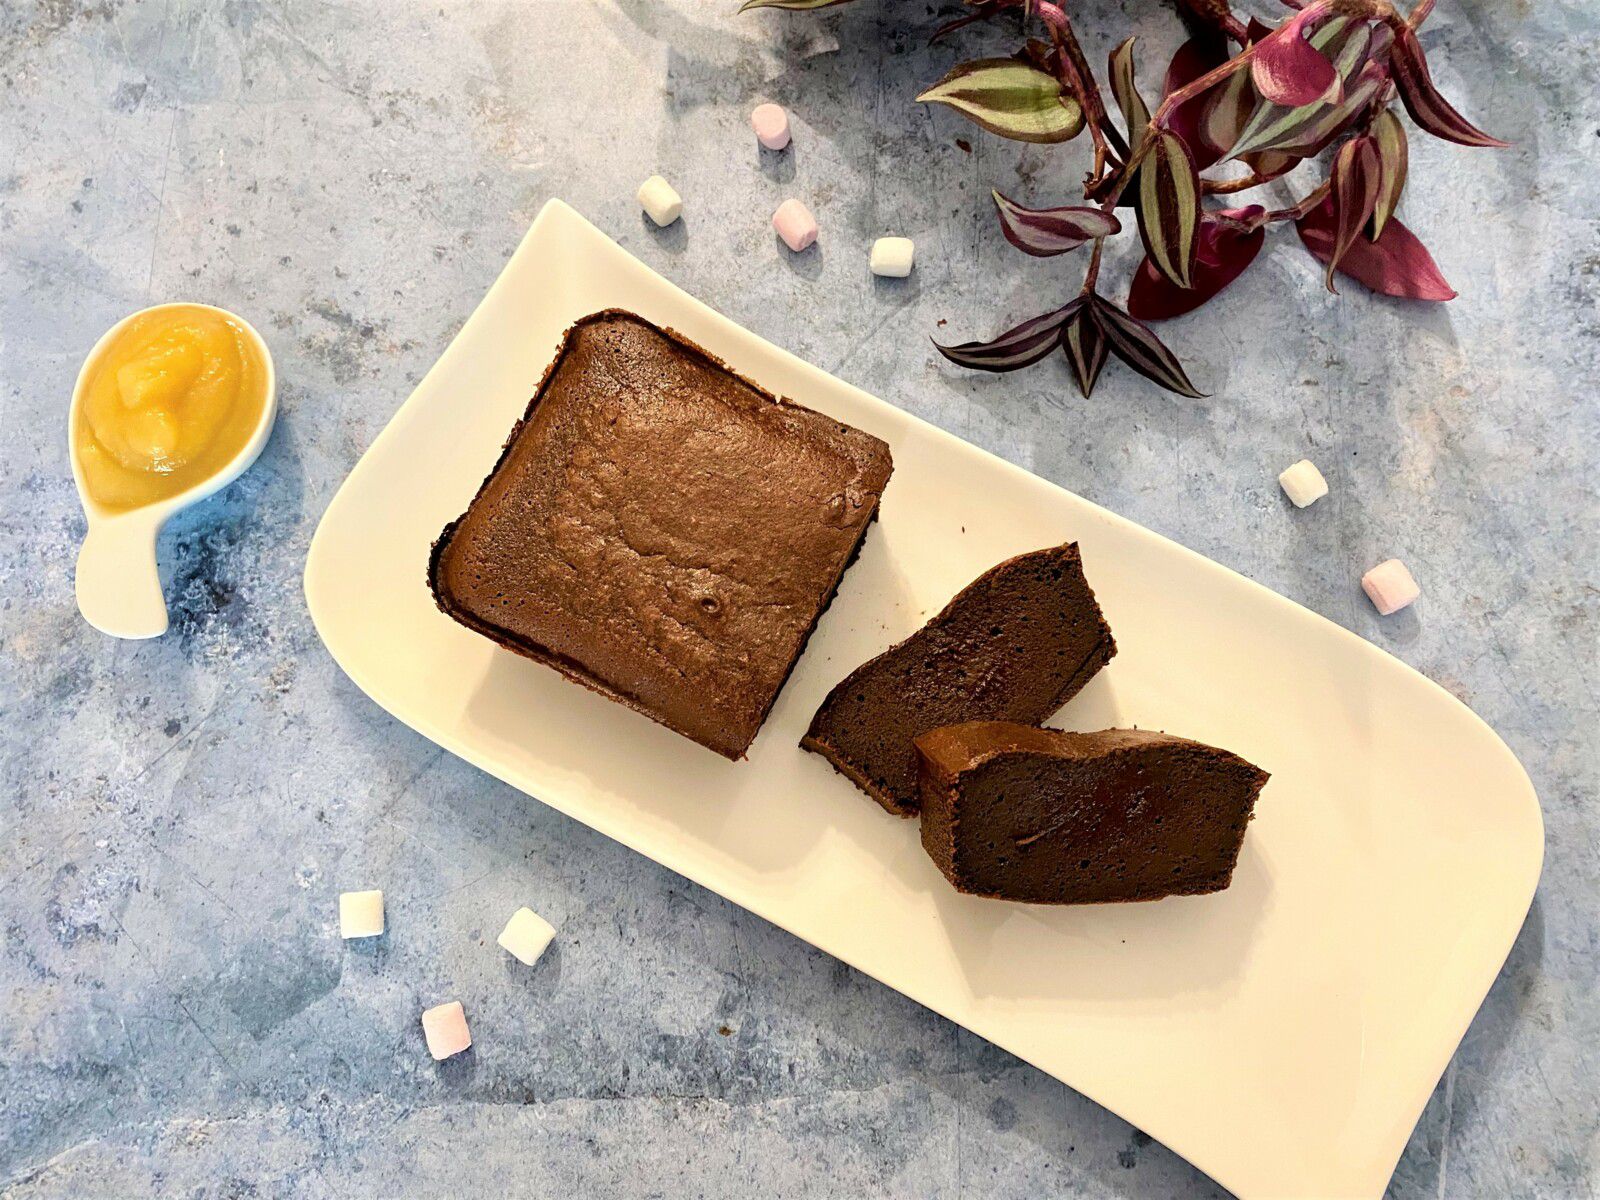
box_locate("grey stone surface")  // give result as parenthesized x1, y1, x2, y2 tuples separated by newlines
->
(1, 0, 1596, 1196)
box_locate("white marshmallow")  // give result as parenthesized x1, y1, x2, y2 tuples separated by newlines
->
(1278, 459, 1328, 508)
(497, 906, 556, 966)
(339, 889, 384, 939)
(637, 175, 683, 227)
(870, 236, 915, 278)
(1362, 559, 1421, 616)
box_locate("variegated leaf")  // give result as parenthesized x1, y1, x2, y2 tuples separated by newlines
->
(1226, 18, 1373, 159)
(992, 190, 1121, 257)
(1136, 131, 1201, 290)
(917, 58, 1085, 144)
(1198, 68, 1257, 165)
(1061, 306, 1109, 397)
(934, 301, 1082, 372)
(1108, 37, 1151, 143)
(1389, 24, 1508, 148)
(1090, 296, 1206, 397)
(1324, 136, 1382, 291)
(1370, 107, 1409, 240)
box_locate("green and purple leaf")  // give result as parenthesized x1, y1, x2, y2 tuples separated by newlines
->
(1198, 67, 1259, 168)
(1090, 295, 1207, 397)
(1061, 305, 1109, 397)
(1370, 107, 1409, 240)
(917, 58, 1085, 144)
(1251, 9, 1341, 107)
(1128, 206, 1267, 320)
(1136, 130, 1201, 289)
(992, 190, 1121, 257)
(1227, 20, 1381, 160)
(934, 301, 1082, 372)
(1109, 37, 1151, 143)
(1297, 197, 1456, 301)
(1323, 135, 1382, 291)
(1389, 24, 1508, 148)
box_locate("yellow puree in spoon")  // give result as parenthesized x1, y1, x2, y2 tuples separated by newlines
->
(75, 305, 268, 511)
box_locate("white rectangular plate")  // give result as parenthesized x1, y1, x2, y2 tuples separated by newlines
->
(304, 200, 1542, 1199)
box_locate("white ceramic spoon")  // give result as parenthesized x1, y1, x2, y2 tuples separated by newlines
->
(70, 303, 277, 639)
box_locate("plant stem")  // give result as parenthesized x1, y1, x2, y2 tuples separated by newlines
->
(1081, 238, 1105, 293)
(1261, 178, 1332, 223)
(1171, 0, 1249, 44)
(1406, 0, 1436, 27)
(1203, 170, 1277, 194)
(1035, 1, 1113, 182)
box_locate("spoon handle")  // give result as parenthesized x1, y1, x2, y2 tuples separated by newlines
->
(75, 512, 169, 639)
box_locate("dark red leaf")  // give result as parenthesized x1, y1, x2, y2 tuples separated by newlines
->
(1389, 24, 1508, 148)
(934, 301, 1083, 372)
(1061, 307, 1109, 397)
(1251, 10, 1340, 107)
(1323, 135, 1382, 291)
(1089, 295, 1207, 397)
(1162, 37, 1233, 169)
(1297, 197, 1456, 301)
(992, 190, 1121, 257)
(1127, 206, 1267, 320)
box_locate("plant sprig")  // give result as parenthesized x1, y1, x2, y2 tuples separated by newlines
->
(743, 0, 1504, 397)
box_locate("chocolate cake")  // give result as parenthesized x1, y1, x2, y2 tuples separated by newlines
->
(429, 309, 894, 760)
(916, 721, 1268, 904)
(801, 544, 1116, 815)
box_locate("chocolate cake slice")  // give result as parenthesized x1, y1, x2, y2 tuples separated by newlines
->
(916, 721, 1268, 904)
(430, 309, 893, 760)
(801, 544, 1116, 815)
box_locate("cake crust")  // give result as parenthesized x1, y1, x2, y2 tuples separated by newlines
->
(801, 544, 1117, 815)
(916, 721, 1269, 904)
(430, 309, 893, 760)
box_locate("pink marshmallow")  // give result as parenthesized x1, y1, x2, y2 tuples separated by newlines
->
(1361, 558, 1421, 616)
(773, 199, 817, 252)
(751, 103, 791, 150)
(421, 1001, 472, 1061)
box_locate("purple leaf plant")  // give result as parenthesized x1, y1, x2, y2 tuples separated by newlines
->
(743, 0, 1504, 397)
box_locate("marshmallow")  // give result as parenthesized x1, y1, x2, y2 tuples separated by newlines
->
(421, 1001, 472, 1061)
(1362, 559, 1421, 616)
(637, 176, 683, 227)
(497, 906, 556, 967)
(870, 236, 915, 278)
(339, 890, 384, 939)
(751, 103, 791, 150)
(772, 199, 818, 252)
(1278, 459, 1328, 508)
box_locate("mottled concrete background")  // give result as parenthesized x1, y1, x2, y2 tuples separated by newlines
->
(2, 0, 1596, 1196)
